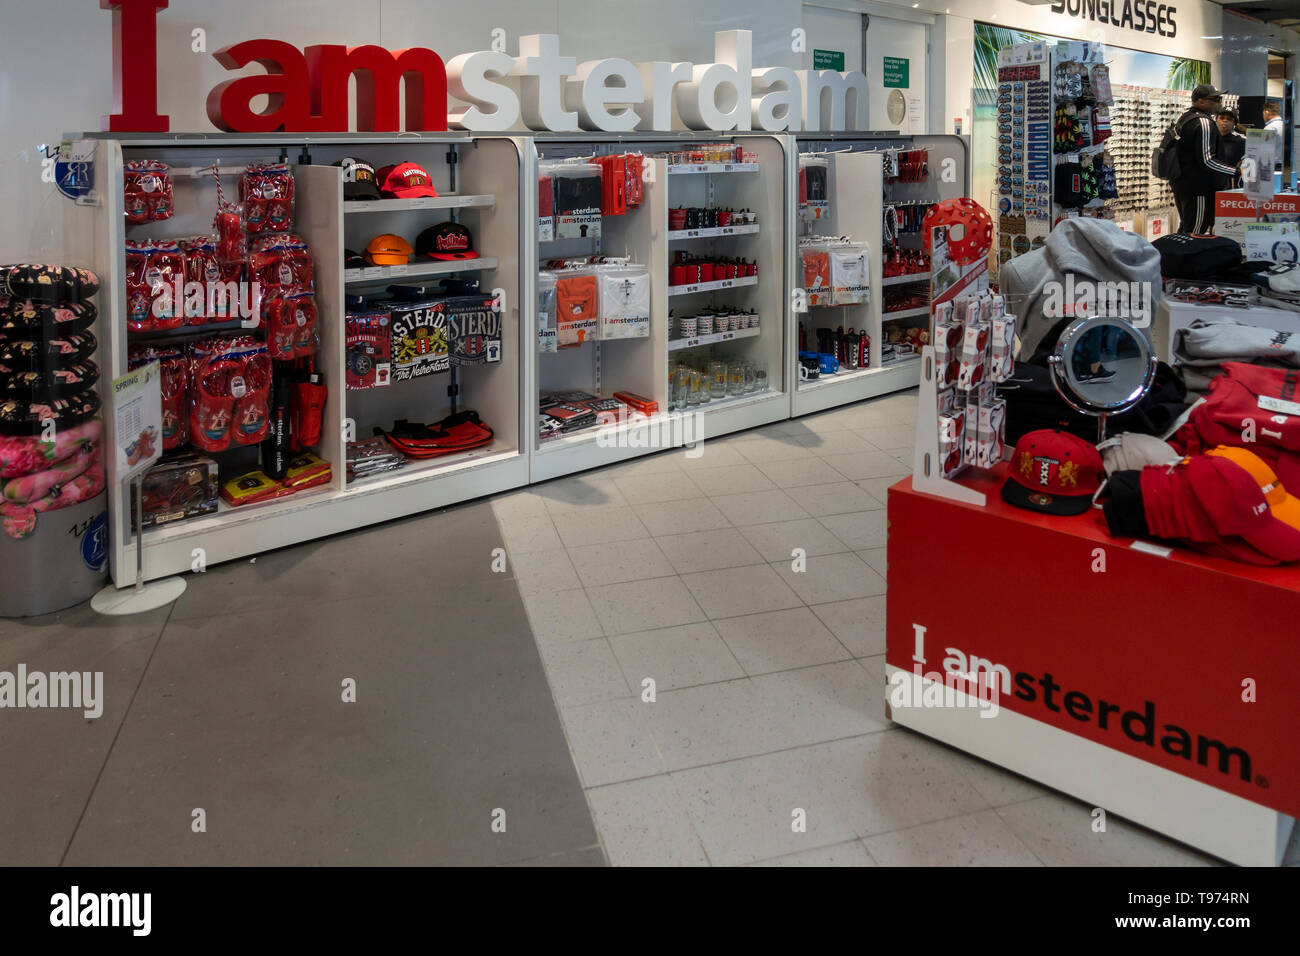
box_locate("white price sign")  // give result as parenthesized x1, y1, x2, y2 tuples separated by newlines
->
(111, 361, 163, 482)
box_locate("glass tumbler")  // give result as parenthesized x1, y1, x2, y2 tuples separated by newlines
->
(688, 369, 705, 406)
(742, 362, 757, 393)
(754, 366, 768, 393)
(727, 362, 744, 396)
(709, 360, 728, 399)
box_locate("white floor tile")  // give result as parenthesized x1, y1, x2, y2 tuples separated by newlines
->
(788, 430, 876, 456)
(953, 753, 1054, 808)
(810, 596, 886, 658)
(510, 547, 581, 594)
(520, 587, 604, 645)
(654, 528, 767, 574)
(675, 444, 751, 471)
(773, 552, 887, 605)
(586, 775, 710, 866)
(820, 510, 888, 550)
(680, 564, 803, 619)
(857, 547, 888, 580)
(552, 504, 650, 548)
(750, 661, 890, 745)
(863, 809, 1042, 866)
(785, 481, 883, 517)
(856, 474, 911, 504)
(613, 470, 707, 505)
(586, 576, 707, 636)
(688, 463, 777, 497)
(747, 841, 878, 866)
(632, 498, 732, 537)
(738, 517, 852, 562)
(822, 450, 913, 481)
(855, 424, 918, 451)
(540, 637, 632, 708)
(500, 513, 564, 555)
(608, 622, 744, 692)
(567, 538, 675, 588)
(536, 476, 628, 514)
(995, 795, 1220, 866)
(713, 607, 851, 675)
(560, 697, 665, 788)
(711, 488, 810, 527)
(732, 436, 817, 464)
(489, 490, 551, 521)
(755, 457, 847, 489)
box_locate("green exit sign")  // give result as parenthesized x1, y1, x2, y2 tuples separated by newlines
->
(883, 56, 909, 88)
(813, 49, 845, 71)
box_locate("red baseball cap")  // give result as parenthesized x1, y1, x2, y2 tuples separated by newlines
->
(1186, 455, 1300, 562)
(376, 162, 439, 199)
(1002, 429, 1104, 515)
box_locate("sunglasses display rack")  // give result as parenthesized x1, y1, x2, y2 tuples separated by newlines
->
(994, 42, 1053, 275)
(76, 135, 528, 586)
(790, 134, 968, 417)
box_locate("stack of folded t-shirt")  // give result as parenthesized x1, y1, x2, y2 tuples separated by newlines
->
(1172, 317, 1300, 394)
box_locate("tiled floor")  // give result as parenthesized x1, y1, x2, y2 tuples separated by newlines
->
(496, 390, 1260, 867)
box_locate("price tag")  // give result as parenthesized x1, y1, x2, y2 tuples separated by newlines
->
(344, 268, 361, 281)
(362, 267, 385, 279)
(388, 264, 409, 276)
(686, 229, 700, 238)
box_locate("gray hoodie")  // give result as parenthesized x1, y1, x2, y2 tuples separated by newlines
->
(1001, 218, 1162, 360)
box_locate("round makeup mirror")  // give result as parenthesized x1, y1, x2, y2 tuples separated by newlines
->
(1048, 315, 1157, 442)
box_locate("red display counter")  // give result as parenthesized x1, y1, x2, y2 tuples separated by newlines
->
(885, 465, 1299, 866)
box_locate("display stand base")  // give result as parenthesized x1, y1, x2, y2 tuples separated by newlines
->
(91, 576, 186, 615)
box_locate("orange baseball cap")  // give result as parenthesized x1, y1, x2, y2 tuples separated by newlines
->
(364, 233, 413, 266)
(1207, 446, 1300, 533)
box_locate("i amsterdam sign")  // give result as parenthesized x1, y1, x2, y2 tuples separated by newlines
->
(102, 0, 870, 135)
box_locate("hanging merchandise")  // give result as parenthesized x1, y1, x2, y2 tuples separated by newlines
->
(345, 310, 392, 389)
(124, 239, 185, 332)
(538, 170, 555, 242)
(921, 199, 993, 265)
(829, 243, 869, 305)
(383, 294, 449, 381)
(188, 334, 271, 453)
(238, 163, 295, 235)
(552, 271, 599, 347)
(123, 160, 173, 224)
(799, 154, 830, 220)
(546, 162, 603, 240)
(597, 266, 651, 339)
(444, 294, 503, 365)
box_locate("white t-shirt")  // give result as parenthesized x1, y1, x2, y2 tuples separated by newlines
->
(1265, 117, 1285, 168)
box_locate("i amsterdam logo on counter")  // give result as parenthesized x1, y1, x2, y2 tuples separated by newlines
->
(1048, 0, 1179, 38)
(102, 0, 870, 134)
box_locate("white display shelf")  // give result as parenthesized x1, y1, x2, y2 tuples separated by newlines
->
(343, 194, 494, 213)
(668, 326, 760, 351)
(139, 484, 339, 545)
(668, 275, 758, 297)
(345, 440, 519, 493)
(667, 162, 759, 175)
(883, 305, 931, 321)
(666, 224, 760, 241)
(792, 360, 922, 415)
(344, 257, 498, 286)
(881, 273, 931, 286)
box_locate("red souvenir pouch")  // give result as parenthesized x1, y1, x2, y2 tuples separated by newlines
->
(124, 240, 153, 333)
(233, 351, 272, 445)
(147, 240, 185, 331)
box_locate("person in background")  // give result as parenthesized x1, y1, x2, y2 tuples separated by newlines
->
(1262, 101, 1285, 173)
(1171, 85, 1238, 234)
(1215, 108, 1247, 189)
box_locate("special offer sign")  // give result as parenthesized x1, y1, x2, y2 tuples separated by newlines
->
(1216, 191, 1300, 251)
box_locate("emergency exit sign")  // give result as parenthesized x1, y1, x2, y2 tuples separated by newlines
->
(883, 56, 910, 88)
(813, 49, 845, 71)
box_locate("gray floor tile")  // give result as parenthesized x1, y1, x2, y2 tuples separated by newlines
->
(632, 498, 731, 537)
(822, 450, 913, 481)
(855, 424, 918, 451)
(598, 452, 684, 479)
(820, 510, 888, 551)
(857, 547, 888, 580)
(675, 444, 751, 471)
(995, 795, 1220, 866)
(748, 840, 878, 866)
(755, 457, 847, 489)
(489, 490, 551, 521)
(541, 637, 633, 708)
(680, 564, 803, 619)
(64, 586, 597, 865)
(612, 470, 707, 505)
(552, 504, 650, 548)
(566, 538, 675, 588)
(520, 587, 605, 645)
(609, 622, 744, 692)
(653, 528, 767, 574)
(856, 474, 911, 504)
(688, 463, 777, 497)
(645, 677, 773, 770)
(864, 809, 1043, 866)
(672, 746, 861, 865)
(788, 431, 876, 456)
(505, 845, 607, 866)
(0, 603, 170, 865)
(953, 753, 1054, 807)
(785, 481, 883, 518)
(773, 552, 887, 605)
(585, 577, 706, 636)
(810, 596, 886, 658)
(737, 517, 852, 562)
(712, 607, 852, 675)
(499, 513, 565, 557)
(559, 697, 665, 788)
(731, 436, 816, 464)
(750, 661, 890, 745)
(587, 776, 710, 866)
(711, 489, 810, 527)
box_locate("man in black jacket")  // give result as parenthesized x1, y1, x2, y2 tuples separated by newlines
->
(1215, 108, 1247, 189)
(1170, 85, 1238, 234)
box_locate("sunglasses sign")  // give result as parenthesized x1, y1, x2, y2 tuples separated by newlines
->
(102, 1, 868, 134)
(1046, 0, 1179, 38)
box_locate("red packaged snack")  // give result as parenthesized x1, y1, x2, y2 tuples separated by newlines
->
(263, 292, 317, 360)
(125, 239, 153, 333)
(146, 240, 185, 331)
(179, 236, 221, 325)
(123, 160, 173, 223)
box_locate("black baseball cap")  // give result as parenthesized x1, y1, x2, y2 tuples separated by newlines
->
(415, 222, 478, 261)
(336, 158, 381, 201)
(1191, 84, 1223, 102)
(1216, 107, 1239, 122)
(344, 249, 365, 268)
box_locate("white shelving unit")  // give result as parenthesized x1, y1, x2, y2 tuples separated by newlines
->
(667, 224, 760, 241)
(668, 326, 760, 351)
(85, 134, 529, 587)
